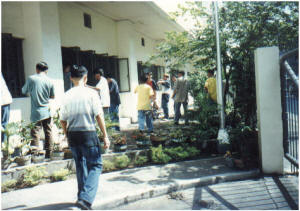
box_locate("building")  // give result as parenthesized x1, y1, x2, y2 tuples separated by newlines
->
(2, 1, 186, 123)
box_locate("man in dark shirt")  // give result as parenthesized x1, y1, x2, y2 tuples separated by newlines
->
(107, 74, 121, 131)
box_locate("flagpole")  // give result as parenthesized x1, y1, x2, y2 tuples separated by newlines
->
(213, 1, 229, 147)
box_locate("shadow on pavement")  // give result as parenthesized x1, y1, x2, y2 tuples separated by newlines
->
(23, 202, 76, 210)
(107, 175, 144, 184)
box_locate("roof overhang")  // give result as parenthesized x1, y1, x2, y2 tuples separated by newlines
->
(77, 1, 185, 40)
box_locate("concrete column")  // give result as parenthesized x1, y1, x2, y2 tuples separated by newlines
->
(254, 46, 283, 174)
(117, 21, 139, 122)
(22, 2, 64, 116)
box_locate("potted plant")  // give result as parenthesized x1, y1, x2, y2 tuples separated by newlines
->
(150, 134, 167, 147)
(112, 133, 127, 152)
(31, 146, 46, 163)
(14, 139, 32, 166)
(135, 131, 151, 149)
(50, 143, 64, 161)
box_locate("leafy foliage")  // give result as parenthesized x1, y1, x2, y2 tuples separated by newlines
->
(134, 155, 149, 166)
(103, 160, 116, 172)
(150, 145, 172, 164)
(50, 169, 70, 182)
(114, 155, 130, 169)
(21, 166, 47, 187)
(1, 180, 17, 193)
(152, 1, 298, 129)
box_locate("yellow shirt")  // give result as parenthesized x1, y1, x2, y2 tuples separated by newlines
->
(205, 77, 217, 102)
(134, 84, 154, 110)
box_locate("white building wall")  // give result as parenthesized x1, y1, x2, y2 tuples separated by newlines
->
(58, 2, 117, 55)
(2, 2, 25, 38)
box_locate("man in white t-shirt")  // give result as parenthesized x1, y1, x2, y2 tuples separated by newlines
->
(90, 68, 110, 115)
(60, 65, 110, 210)
(1, 72, 12, 143)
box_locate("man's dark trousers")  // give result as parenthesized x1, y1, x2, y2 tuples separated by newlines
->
(161, 94, 169, 119)
(68, 131, 103, 206)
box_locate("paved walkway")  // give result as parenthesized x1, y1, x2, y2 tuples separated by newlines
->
(2, 157, 260, 210)
(115, 176, 299, 210)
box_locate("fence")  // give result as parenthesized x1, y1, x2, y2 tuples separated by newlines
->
(280, 48, 299, 174)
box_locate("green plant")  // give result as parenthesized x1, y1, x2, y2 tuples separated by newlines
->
(21, 166, 47, 187)
(150, 145, 171, 164)
(186, 146, 200, 157)
(114, 155, 130, 169)
(1, 179, 17, 193)
(50, 169, 70, 182)
(135, 155, 148, 166)
(164, 146, 189, 161)
(53, 108, 62, 130)
(103, 160, 116, 172)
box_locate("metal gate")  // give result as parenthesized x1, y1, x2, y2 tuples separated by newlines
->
(280, 49, 299, 174)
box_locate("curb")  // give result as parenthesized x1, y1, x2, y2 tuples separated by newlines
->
(95, 169, 261, 209)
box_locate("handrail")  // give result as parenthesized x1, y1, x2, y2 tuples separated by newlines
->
(280, 48, 298, 64)
(280, 48, 299, 87)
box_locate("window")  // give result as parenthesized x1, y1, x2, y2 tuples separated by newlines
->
(118, 58, 130, 92)
(61, 47, 130, 92)
(2, 33, 25, 98)
(137, 61, 165, 84)
(141, 38, 145, 47)
(84, 13, 92, 29)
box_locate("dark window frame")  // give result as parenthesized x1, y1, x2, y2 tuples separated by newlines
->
(2, 33, 25, 98)
(83, 13, 92, 29)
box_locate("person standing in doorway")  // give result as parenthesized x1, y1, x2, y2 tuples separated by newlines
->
(89, 68, 110, 116)
(1, 72, 13, 143)
(107, 74, 121, 131)
(204, 69, 217, 104)
(135, 74, 154, 134)
(60, 65, 110, 210)
(63, 64, 73, 92)
(22, 62, 55, 158)
(157, 74, 171, 120)
(172, 71, 189, 125)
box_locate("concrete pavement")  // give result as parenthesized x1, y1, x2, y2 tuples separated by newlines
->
(115, 176, 299, 210)
(2, 157, 261, 210)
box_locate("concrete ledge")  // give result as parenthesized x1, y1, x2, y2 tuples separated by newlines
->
(95, 169, 260, 209)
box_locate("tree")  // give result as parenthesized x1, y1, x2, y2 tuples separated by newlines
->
(151, 1, 298, 128)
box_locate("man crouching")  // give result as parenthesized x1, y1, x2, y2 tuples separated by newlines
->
(60, 65, 110, 210)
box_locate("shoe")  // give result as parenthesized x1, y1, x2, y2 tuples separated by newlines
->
(76, 199, 92, 210)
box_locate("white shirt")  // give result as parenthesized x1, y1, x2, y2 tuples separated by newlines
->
(96, 77, 110, 107)
(1, 72, 12, 106)
(60, 86, 103, 131)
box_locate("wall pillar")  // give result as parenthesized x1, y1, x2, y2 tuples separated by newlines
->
(254, 46, 283, 174)
(19, 2, 64, 121)
(117, 21, 139, 122)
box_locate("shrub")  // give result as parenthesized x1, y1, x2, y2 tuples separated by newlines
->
(50, 169, 70, 182)
(22, 166, 47, 187)
(135, 155, 148, 166)
(103, 160, 116, 172)
(114, 155, 130, 169)
(1, 179, 17, 193)
(151, 145, 171, 164)
(186, 146, 200, 157)
(164, 146, 189, 161)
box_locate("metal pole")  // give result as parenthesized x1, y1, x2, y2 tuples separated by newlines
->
(213, 1, 229, 145)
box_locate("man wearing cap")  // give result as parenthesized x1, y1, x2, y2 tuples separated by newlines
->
(157, 74, 171, 120)
(22, 62, 55, 158)
(60, 65, 110, 210)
